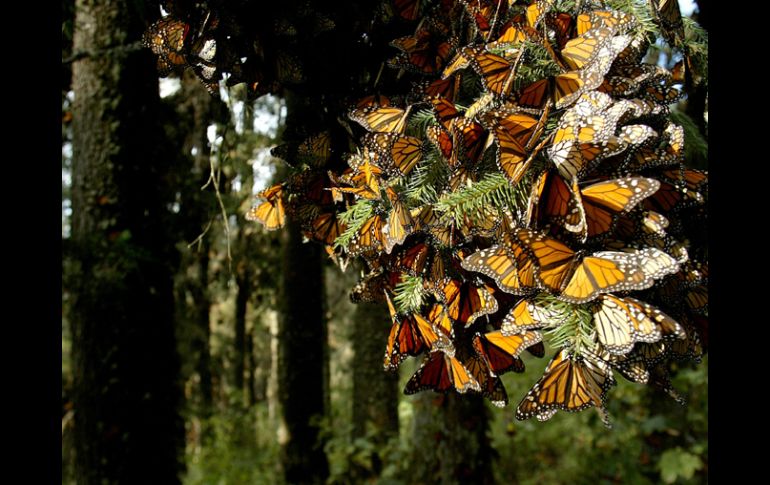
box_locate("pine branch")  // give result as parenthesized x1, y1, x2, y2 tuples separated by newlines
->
(434, 172, 528, 226)
(607, 0, 660, 38)
(541, 297, 595, 355)
(405, 150, 449, 205)
(393, 274, 425, 314)
(334, 199, 374, 249)
(409, 108, 437, 136)
(511, 41, 560, 90)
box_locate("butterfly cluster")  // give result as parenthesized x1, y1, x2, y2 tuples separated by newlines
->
(142, 1, 337, 97)
(142, 11, 222, 94)
(244, 0, 706, 426)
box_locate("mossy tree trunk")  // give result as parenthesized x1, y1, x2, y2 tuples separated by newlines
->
(69, 0, 183, 482)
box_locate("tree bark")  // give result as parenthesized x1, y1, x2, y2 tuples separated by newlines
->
(279, 220, 330, 483)
(350, 300, 400, 479)
(69, 0, 183, 482)
(408, 391, 495, 484)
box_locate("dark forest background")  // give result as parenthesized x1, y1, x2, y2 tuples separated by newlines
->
(61, 0, 708, 483)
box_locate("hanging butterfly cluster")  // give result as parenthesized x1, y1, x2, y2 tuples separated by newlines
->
(246, 0, 707, 426)
(142, 0, 335, 96)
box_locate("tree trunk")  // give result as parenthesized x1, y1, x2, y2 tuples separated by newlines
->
(350, 300, 400, 480)
(192, 238, 214, 416)
(234, 258, 250, 400)
(278, 220, 330, 484)
(408, 392, 495, 484)
(246, 323, 259, 405)
(69, 0, 182, 482)
(441, 395, 496, 485)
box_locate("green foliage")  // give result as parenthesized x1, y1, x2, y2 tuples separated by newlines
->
(607, 0, 659, 37)
(658, 448, 703, 484)
(540, 299, 595, 354)
(393, 274, 425, 314)
(184, 405, 282, 485)
(512, 41, 561, 90)
(434, 172, 528, 226)
(335, 199, 375, 249)
(489, 353, 708, 485)
(405, 150, 450, 205)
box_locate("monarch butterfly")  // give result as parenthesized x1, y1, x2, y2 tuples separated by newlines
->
(515, 68, 601, 111)
(272, 132, 332, 168)
(664, 167, 708, 194)
(576, 9, 635, 36)
(459, 0, 510, 37)
(389, 239, 431, 276)
(500, 298, 563, 335)
(607, 338, 692, 403)
(383, 292, 441, 370)
(449, 117, 488, 168)
(617, 124, 658, 147)
(405, 347, 481, 394)
(354, 94, 394, 109)
(393, 0, 421, 20)
(490, 16, 538, 47)
(642, 82, 685, 105)
(460, 244, 538, 296)
(547, 95, 629, 180)
(383, 187, 416, 254)
(525, 170, 586, 236)
(389, 28, 454, 74)
(624, 296, 685, 339)
(246, 183, 286, 230)
(579, 176, 662, 240)
(430, 97, 461, 131)
(525, 0, 554, 29)
(307, 212, 346, 246)
(516, 34, 630, 110)
(642, 169, 704, 214)
(349, 105, 410, 134)
(516, 348, 615, 426)
(436, 279, 499, 327)
(347, 213, 386, 256)
(649, 0, 684, 46)
(427, 125, 453, 160)
(144, 19, 191, 76)
(411, 205, 459, 248)
(364, 133, 423, 176)
(463, 354, 509, 407)
(441, 49, 472, 80)
(417, 76, 461, 102)
(350, 268, 402, 303)
(472, 330, 542, 376)
(592, 294, 662, 355)
(484, 117, 538, 186)
(466, 47, 517, 97)
(599, 75, 641, 97)
(428, 302, 455, 338)
(331, 158, 382, 201)
(555, 27, 614, 71)
(515, 228, 679, 304)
